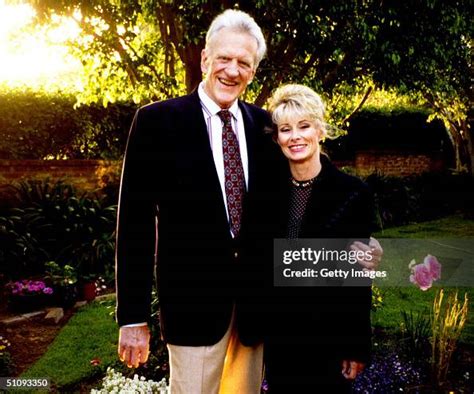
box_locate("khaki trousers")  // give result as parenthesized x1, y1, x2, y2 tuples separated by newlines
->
(167, 313, 263, 394)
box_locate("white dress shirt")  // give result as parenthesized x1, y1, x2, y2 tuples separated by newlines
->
(198, 82, 249, 226)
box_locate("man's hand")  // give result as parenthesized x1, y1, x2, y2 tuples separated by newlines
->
(350, 237, 383, 271)
(341, 360, 365, 380)
(118, 325, 151, 368)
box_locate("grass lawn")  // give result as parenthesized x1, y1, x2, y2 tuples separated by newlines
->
(372, 214, 474, 344)
(20, 298, 120, 391)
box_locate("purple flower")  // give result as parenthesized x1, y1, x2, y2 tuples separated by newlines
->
(353, 352, 422, 392)
(7, 279, 53, 296)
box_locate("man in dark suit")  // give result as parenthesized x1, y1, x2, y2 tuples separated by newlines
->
(115, 9, 278, 394)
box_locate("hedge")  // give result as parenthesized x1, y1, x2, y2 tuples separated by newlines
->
(0, 89, 135, 160)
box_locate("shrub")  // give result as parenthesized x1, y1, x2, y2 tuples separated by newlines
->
(0, 179, 117, 281)
(0, 210, 49, 278)
(366, 173, 420, 227)
(365, 171, 474, 228)
(400, 310, 431, 367)
(0, 89, 134, 159)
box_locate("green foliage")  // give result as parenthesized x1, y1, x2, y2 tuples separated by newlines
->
(0, 208, 50, 279)
(324, 107, 449, 162)
(44, 261, 79, 308)
(371, 1, 471, 97)
(33, 0, 188, 105)
(0, 336, 14, 377)
(28, 1, 472, 172)
(372, 284, 384, 311)
(13, 177, 76, 208)
(30, 1, 470, 104)
(0, 179, 117, 281)
(400, 309, 431, 366)
(0, 89, 80, 159)
(49, 194, 117, 280)
(365, 172, 474, 228)
(0, 89, 134, 159)
(367, 1, 472, 172)
(0, 351, 14, 377)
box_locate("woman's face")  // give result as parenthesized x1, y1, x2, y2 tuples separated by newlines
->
(276, 115, 322, 165)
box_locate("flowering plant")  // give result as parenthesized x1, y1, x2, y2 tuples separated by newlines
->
(0, 336, 11, 356)
(0, 336, 13, 376)
(353, 351, 422, 392)
(91, 368, 169, 394)
(409, 254, 441, 291)
(6, 279, 53, 296)
(408, 255, 469, 387)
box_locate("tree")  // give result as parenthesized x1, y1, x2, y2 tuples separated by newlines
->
(368, 1, 473, 173)
(31, 0, 472, 171)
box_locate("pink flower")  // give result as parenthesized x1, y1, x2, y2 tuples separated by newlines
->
(409, 255, 442, 291)
(424, 254, 441, 281)
(43, 287, 54, 295)
(410, 263, 433, 291)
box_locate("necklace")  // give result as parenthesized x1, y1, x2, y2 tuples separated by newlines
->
(291, 176, 316, 188)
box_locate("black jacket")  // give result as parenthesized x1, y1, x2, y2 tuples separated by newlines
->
(115, 90, 281, 346)
(265, 155, 376, 363)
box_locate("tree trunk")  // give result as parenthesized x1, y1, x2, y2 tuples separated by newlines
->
(183, 44, 203, 93)
(446, 123, 472, 173)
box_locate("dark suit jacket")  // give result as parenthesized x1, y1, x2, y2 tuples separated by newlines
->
(115, 90, 281, 346)
(265, 155, 376, 363)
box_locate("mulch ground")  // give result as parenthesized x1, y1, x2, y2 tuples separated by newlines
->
(0, 304, 75, 376)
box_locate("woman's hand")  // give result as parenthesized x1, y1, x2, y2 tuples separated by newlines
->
(341, 359, 365, 379)
(350, 236, 383, 271)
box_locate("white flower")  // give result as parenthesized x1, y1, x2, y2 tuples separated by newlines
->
(91, 368, 169, 393)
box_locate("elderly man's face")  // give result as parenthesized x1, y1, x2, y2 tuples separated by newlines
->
(201, 28, 257, 109)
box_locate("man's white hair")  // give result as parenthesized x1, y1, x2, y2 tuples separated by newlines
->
(206, 9, 267, 67)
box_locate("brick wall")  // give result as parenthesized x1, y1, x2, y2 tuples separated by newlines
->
(355, 150, 444, 176)
(0, 152, 446, 207)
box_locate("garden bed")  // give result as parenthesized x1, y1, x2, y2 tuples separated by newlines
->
(0, 303, 75, 375)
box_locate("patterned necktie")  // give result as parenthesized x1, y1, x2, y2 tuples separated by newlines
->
(218, 109, 245, 237)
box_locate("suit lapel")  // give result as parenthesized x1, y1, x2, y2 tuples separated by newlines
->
(186, 89, 215, 163)
(187, 90, 222, 184)
(175, 91, 228, 220)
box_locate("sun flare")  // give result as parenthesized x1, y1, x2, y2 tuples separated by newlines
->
(0, 0, 81, 90)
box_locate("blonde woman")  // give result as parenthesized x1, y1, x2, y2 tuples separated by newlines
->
(264, 84, 375, 392)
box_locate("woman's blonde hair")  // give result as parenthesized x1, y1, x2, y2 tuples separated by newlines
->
(267, 84, 328, 139)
